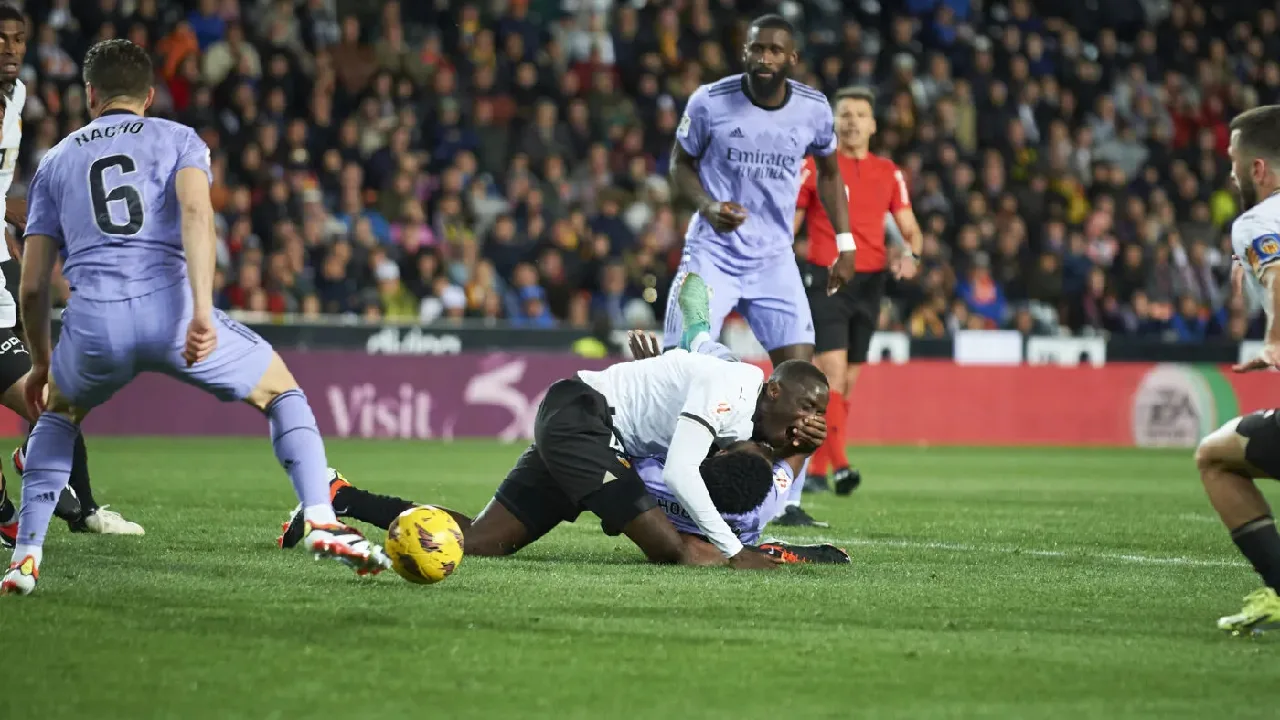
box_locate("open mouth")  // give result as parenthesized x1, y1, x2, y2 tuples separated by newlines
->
(752, 70, 775, 80)
(0, 62, 17, 73)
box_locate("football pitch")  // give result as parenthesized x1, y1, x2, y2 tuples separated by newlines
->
(0, 439, 1277, 719)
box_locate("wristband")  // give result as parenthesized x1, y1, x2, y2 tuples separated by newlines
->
(836, 232, 856, 252)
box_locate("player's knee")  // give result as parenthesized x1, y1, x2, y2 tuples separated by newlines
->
(1196, 420, 1244, 474)
(244, 353, 300, 412)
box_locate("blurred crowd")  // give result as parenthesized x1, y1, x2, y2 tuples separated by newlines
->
(9, 0, 1270, 343)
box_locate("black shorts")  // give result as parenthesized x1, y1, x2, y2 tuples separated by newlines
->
(805, 264, 888, 359)
(494, 378, 658, 542)
(1238, 410, 1280, 479)
(0, 327, 29, 394)
(1, 257, 18, 338)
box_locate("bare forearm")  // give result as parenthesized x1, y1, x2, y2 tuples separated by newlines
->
(19, 236, 56, 367)
(1266, 275, 1280, 345)
(816, 173, 850, 236)
(182, 210, 216, 315)
(670, 151, 715, 211)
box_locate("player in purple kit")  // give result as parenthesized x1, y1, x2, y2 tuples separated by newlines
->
(667, 14, 857, 528)
(0, 39, 388, 595)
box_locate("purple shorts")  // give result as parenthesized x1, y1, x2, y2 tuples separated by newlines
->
(662, 251, 814, 351)
(52, 283, 273, 409)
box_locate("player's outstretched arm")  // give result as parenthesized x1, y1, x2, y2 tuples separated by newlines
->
(664, 417, 780, 570)
(175, 166, 217, 365)
(813, 152, 855, 294)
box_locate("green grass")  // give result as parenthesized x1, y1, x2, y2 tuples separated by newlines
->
(1, 439, 1278, 719)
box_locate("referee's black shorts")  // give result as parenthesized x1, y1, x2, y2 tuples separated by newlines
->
(803, 262, 888, 361)
(494, 378, 657, 543)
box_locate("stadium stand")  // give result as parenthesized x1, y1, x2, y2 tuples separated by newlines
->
(8, 0, 1266, 343)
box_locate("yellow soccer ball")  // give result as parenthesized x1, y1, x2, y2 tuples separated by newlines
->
(384, 505, 464, 585)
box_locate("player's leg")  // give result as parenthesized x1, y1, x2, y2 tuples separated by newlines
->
(806, 280, 854, 494)
(662, 254, 739, 352)
(833, 272, 887, 496)
(1, 299, 134, 593)
(531, 378, 688, 563)
(1195, 411, 1280, 634)
(164, 309, 387, 575)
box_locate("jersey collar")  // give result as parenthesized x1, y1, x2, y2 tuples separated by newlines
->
(99, 109, 139, 117)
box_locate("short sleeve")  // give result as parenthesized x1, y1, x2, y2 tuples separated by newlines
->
(175, 126, 212, 185)
(678, 361, 760, 439)
(676, 86, 712, 158)
(1235, 215, 1280, 280)
(23, 151, 62, 242)
(796, 158, 818, 211)
(888, 163, 912, 212)
(808, 102, 837, 157)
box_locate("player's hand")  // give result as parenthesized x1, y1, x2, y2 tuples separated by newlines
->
(789, 413, 827, 453)
(1233, 343, 1280, 373)
(890, 250, 918, 280)
(183, 313, 217, 367)
(679, 535, 730, 567)
(829, 250, 856, 295)
(22, 365, 48, 416)
(627, 330, 662, 360)
(699, 201, 748, 234)
(5, 196, 27, 235)
(729, 546, 784, 570)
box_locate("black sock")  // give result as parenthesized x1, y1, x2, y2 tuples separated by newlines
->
(1231, 516, 1280, 591)
(0, 473, 13, 523)
(333, 486, 414, 530)
(65, 434, 97, 513)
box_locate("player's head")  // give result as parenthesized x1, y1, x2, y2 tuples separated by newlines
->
(1229, 104, 1280, 210)
(743, 14, 797, 100)
(834, 87, 876, 151)
(0, 4, 26, 86)
(83, 39, 155, 117)
(700, 441, 775, 515)
(752, 360, 829, 454)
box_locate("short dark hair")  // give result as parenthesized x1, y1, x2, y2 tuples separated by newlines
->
(1230, 105, 1280, 160)
(700, 442, 775, 515)
(835, 86, 876, 109)
(750, 14, 795, 37)
(0, 4, 23, 24)
(770, 359, 829, 395)
(83, 39, 153, 103)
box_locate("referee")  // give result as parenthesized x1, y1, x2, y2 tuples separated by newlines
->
(794, 87, 923, 494)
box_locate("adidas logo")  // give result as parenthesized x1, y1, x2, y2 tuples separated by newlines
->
(729, 127, 745, 138)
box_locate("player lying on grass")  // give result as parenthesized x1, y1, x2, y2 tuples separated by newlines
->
(276, 445, 850, 564)
(286, 337, 826, 569)
(1, 39, 388, 595)
(1196, 104, 1280, 635)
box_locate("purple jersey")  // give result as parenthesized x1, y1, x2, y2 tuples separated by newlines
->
(635, 455, 792, 546)
(677, 75, 836, 274)
(24, 111, 212, 301)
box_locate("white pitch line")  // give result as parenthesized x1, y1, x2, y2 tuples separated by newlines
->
(765, 536, 1248, 569)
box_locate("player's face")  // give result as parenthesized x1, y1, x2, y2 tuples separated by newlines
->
(1230, 129, 1261, 209)
(743, 27, 795, 98)
(753, 381, 828, 452)
(835, 98, 875, 149)
(0, 19, 26, 83)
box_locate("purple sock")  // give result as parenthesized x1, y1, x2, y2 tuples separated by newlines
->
(267, 389, 334, 518)
(15, 413, 78, 548)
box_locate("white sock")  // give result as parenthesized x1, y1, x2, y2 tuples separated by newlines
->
(12, 544, 42, 567)
(690, 331, 710, 352)
(303, 504, 338, 526)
